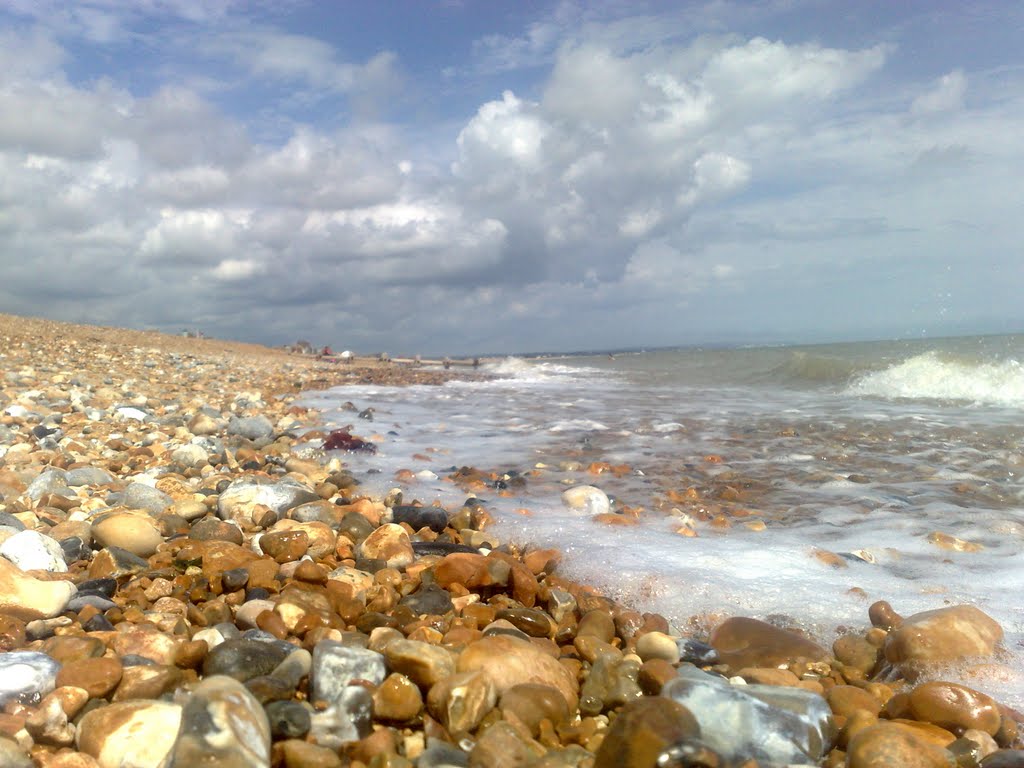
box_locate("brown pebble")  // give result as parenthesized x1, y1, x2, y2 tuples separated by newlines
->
(499, 683, 571, 737)
(55, 657, 123, 699)
(909, 681, 1002, 736)
(638, 658, 677, 695)
(260, 529, 310, 562)
(373, 673, 423, 722)
(593, 696, 703, 768)
(277, 739, 343, 768)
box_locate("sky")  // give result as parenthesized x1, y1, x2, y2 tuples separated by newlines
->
(0, 1, 1022, 355)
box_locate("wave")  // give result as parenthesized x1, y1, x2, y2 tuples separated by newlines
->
(483, 356, 607, 382)
(846, 352, 1024, 407)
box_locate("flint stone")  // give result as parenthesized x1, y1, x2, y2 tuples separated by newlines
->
(309, 686, 373, 747)
(165, 675, 270, 768)
(356, 523, 414, 569)
(661, 664, 833, 766)
(265, 700, 312, 739)
(390, 505, 449, 533)
(26, 469, 73, 501)
(311, 641, 386, 707)
(0, 530, 68, 572)
(76, 700, 182, 768)
(400, 584, 454, 616)
(65, 467, 115, 487)
(170, 444, 209, 468)
(217, 477, 319, 526)
(227, 415, 274, 441)
(90, 511, 163, 558)
(0, 650, 61, 705)
(113, 483, 174, 516)
(846, 722, 957, 767)
(203, 638, 291, 682)
(384, 639, 456, 688)
(561, 485, 610, 515)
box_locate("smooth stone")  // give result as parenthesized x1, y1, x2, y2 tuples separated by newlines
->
(458, 635, 579, 711)
(308, 686, 373, 748)
(165, 675, 270, 768)
(982, 752, 1024, 767)
(217, 477, 319, 526)
(259, 529, 309, 562)
(678, 638, 719, 664)
(76, 700, 182, 768)
(286, 500, 343, 527)
(593, 695, 703, 768)
(91, 511, 163, 558)
(470, 721, 546, 767)
(278, 739, 344, 768)
(826, 685, 882, 719)
(426, 669, 497, 733)
(87, 547, 150, 579)
(56, 656, 123, 699)
(0, 530, 68, 572)
(662, 664, 833, 765)
(270, 648, 313, 689)
(65, 467, 115, 487)
(560, 485, 611, 515)
(710, 616, 829, 670)
(60, 538, 92, 565)
(0, 556, 76, 619)
(580, 653, 643, 715)
(310, 641, 386, 707)
(170, 444, 208, 468)
(188, 518, 244, 544)
(390, 505, 449, 533)
(117, 483, 174, 515)
(356, 524, 414, 569)
(0, 736, 32, 768)
(26, 469, 72, 501)
(418, 741, 470, 768)
(847, 722, 957, 767)
(227, 415, 274, 441)
(112, 664, 183, 701)
(373, 673, 423, 722)
(885, 605, 1003, 677)
(399, 584, 454, 617)
(635, 631, 681, 663)
(834, 632, 881, 676)
(0, 650, 61, 705)
(265, 700, 312, 739)
(203, 638, 291, 682)
(499, 683, 571, 737)
(384, 639, 456, 689)
(909, 681, 1001, 736)
(433, 553, 509, 591)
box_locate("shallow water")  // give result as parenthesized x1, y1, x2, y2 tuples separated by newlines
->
(301, 334, 1024, 708)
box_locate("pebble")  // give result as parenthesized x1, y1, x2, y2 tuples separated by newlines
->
(310, 641, 386, 707)
(426, 669, 497, 733)
(373, 673, 424, 722)
(217, 477, 320, 527)
(662, 664, 833, 765)
(458, 635, 579, 711)
(710, 615, 830, 670)
(203, 638, 291, 682)
(76, 700, 182, 768)
(560, 485, 611, 515)
(384, 639, 456, 688)
(0, 556, 76, 619)
(265, 700, 312, 739)
(0, 530, 68, 572)
(90, 511, 164, 558)
(594, 695, 704, 768)
(165, 675, 270, 768)
(884, 604, 1004, 677)
(846, 722, 956, 767)
(356, 523, 415, 569)
(0, 650, 62, 705)
(909, 681, 1001, 735)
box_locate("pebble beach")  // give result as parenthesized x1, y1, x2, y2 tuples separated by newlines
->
(1, 312, 1022, 768)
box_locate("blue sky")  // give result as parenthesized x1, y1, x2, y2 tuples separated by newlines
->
(0, 1, 1022, 354)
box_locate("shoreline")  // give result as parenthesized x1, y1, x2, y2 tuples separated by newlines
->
(0, 310, 1021, 767)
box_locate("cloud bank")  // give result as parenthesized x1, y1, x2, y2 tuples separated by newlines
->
(0, 2, 1022, 353)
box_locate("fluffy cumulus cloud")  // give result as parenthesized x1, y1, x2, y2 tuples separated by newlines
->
(0, 2, 1022, 352)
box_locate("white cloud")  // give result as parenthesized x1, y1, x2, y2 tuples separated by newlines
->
(212, 257, 262, 281)
(911, 69, 967, 114)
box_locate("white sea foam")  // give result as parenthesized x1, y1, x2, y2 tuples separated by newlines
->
(847, 352, 1024, 407)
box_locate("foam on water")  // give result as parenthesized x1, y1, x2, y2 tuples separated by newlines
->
(302, 341, 1024, 709)
(848, 351, 1024, 407)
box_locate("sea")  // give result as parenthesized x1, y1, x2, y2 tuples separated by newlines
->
(300, 334, 1024, 709)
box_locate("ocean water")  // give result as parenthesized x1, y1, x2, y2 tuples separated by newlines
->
(300, 334, 1024, 708)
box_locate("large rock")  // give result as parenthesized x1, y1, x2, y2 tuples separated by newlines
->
(661, 664, 833, 766)
(165, 675, 270, 768)
(710, 616, 829, 670)
(76, 700, 182, 768)
(217, 477, 320, 527)
(458, 635, 579, 711)
(0, 556, 76, 619)
(884, 605, 1003, 678)
(908, 681, 1001, 736)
